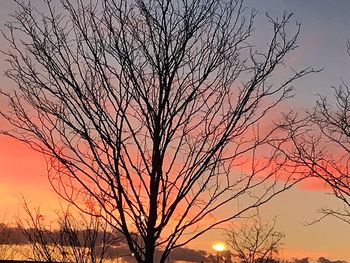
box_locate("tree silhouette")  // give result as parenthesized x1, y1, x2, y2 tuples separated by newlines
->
(278, 42, 350, 225)
(17, 201, 121, 262)
(226, 215, 284, 263)
(0, 0, 314, 262)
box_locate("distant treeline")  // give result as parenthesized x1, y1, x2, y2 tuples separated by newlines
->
(0, 224, 117, 247)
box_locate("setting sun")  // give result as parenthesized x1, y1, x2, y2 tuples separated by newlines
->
(1, 0, 350, 262)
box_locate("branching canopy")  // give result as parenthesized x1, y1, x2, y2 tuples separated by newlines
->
(0, 0, 314, 262)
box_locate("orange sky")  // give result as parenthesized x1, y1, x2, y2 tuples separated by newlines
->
(2, 135, 348, 261)
(1, 0, 350, 262)
(0, 136, 63, 219)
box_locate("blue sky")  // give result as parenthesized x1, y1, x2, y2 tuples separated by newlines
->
(245, 0, 350, 259)
(1, 0, 350, 261)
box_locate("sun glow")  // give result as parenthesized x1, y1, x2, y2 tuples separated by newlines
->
(212, 242, 225, 252)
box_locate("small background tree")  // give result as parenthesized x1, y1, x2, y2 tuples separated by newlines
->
(17, 201, 122, 262)
(226, 214, 284, 263)
(279, 41, 350, 224)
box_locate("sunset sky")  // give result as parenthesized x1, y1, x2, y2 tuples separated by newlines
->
(1, 0, 350, 261)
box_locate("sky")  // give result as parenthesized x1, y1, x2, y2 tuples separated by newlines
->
(1, 0, 350, 261)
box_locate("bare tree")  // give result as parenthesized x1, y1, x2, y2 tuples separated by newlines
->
(17, 201, 121, 262)
(226, 215, 284, 263)
(0, 0, 315, 262)
(278, 42, 350, 225)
